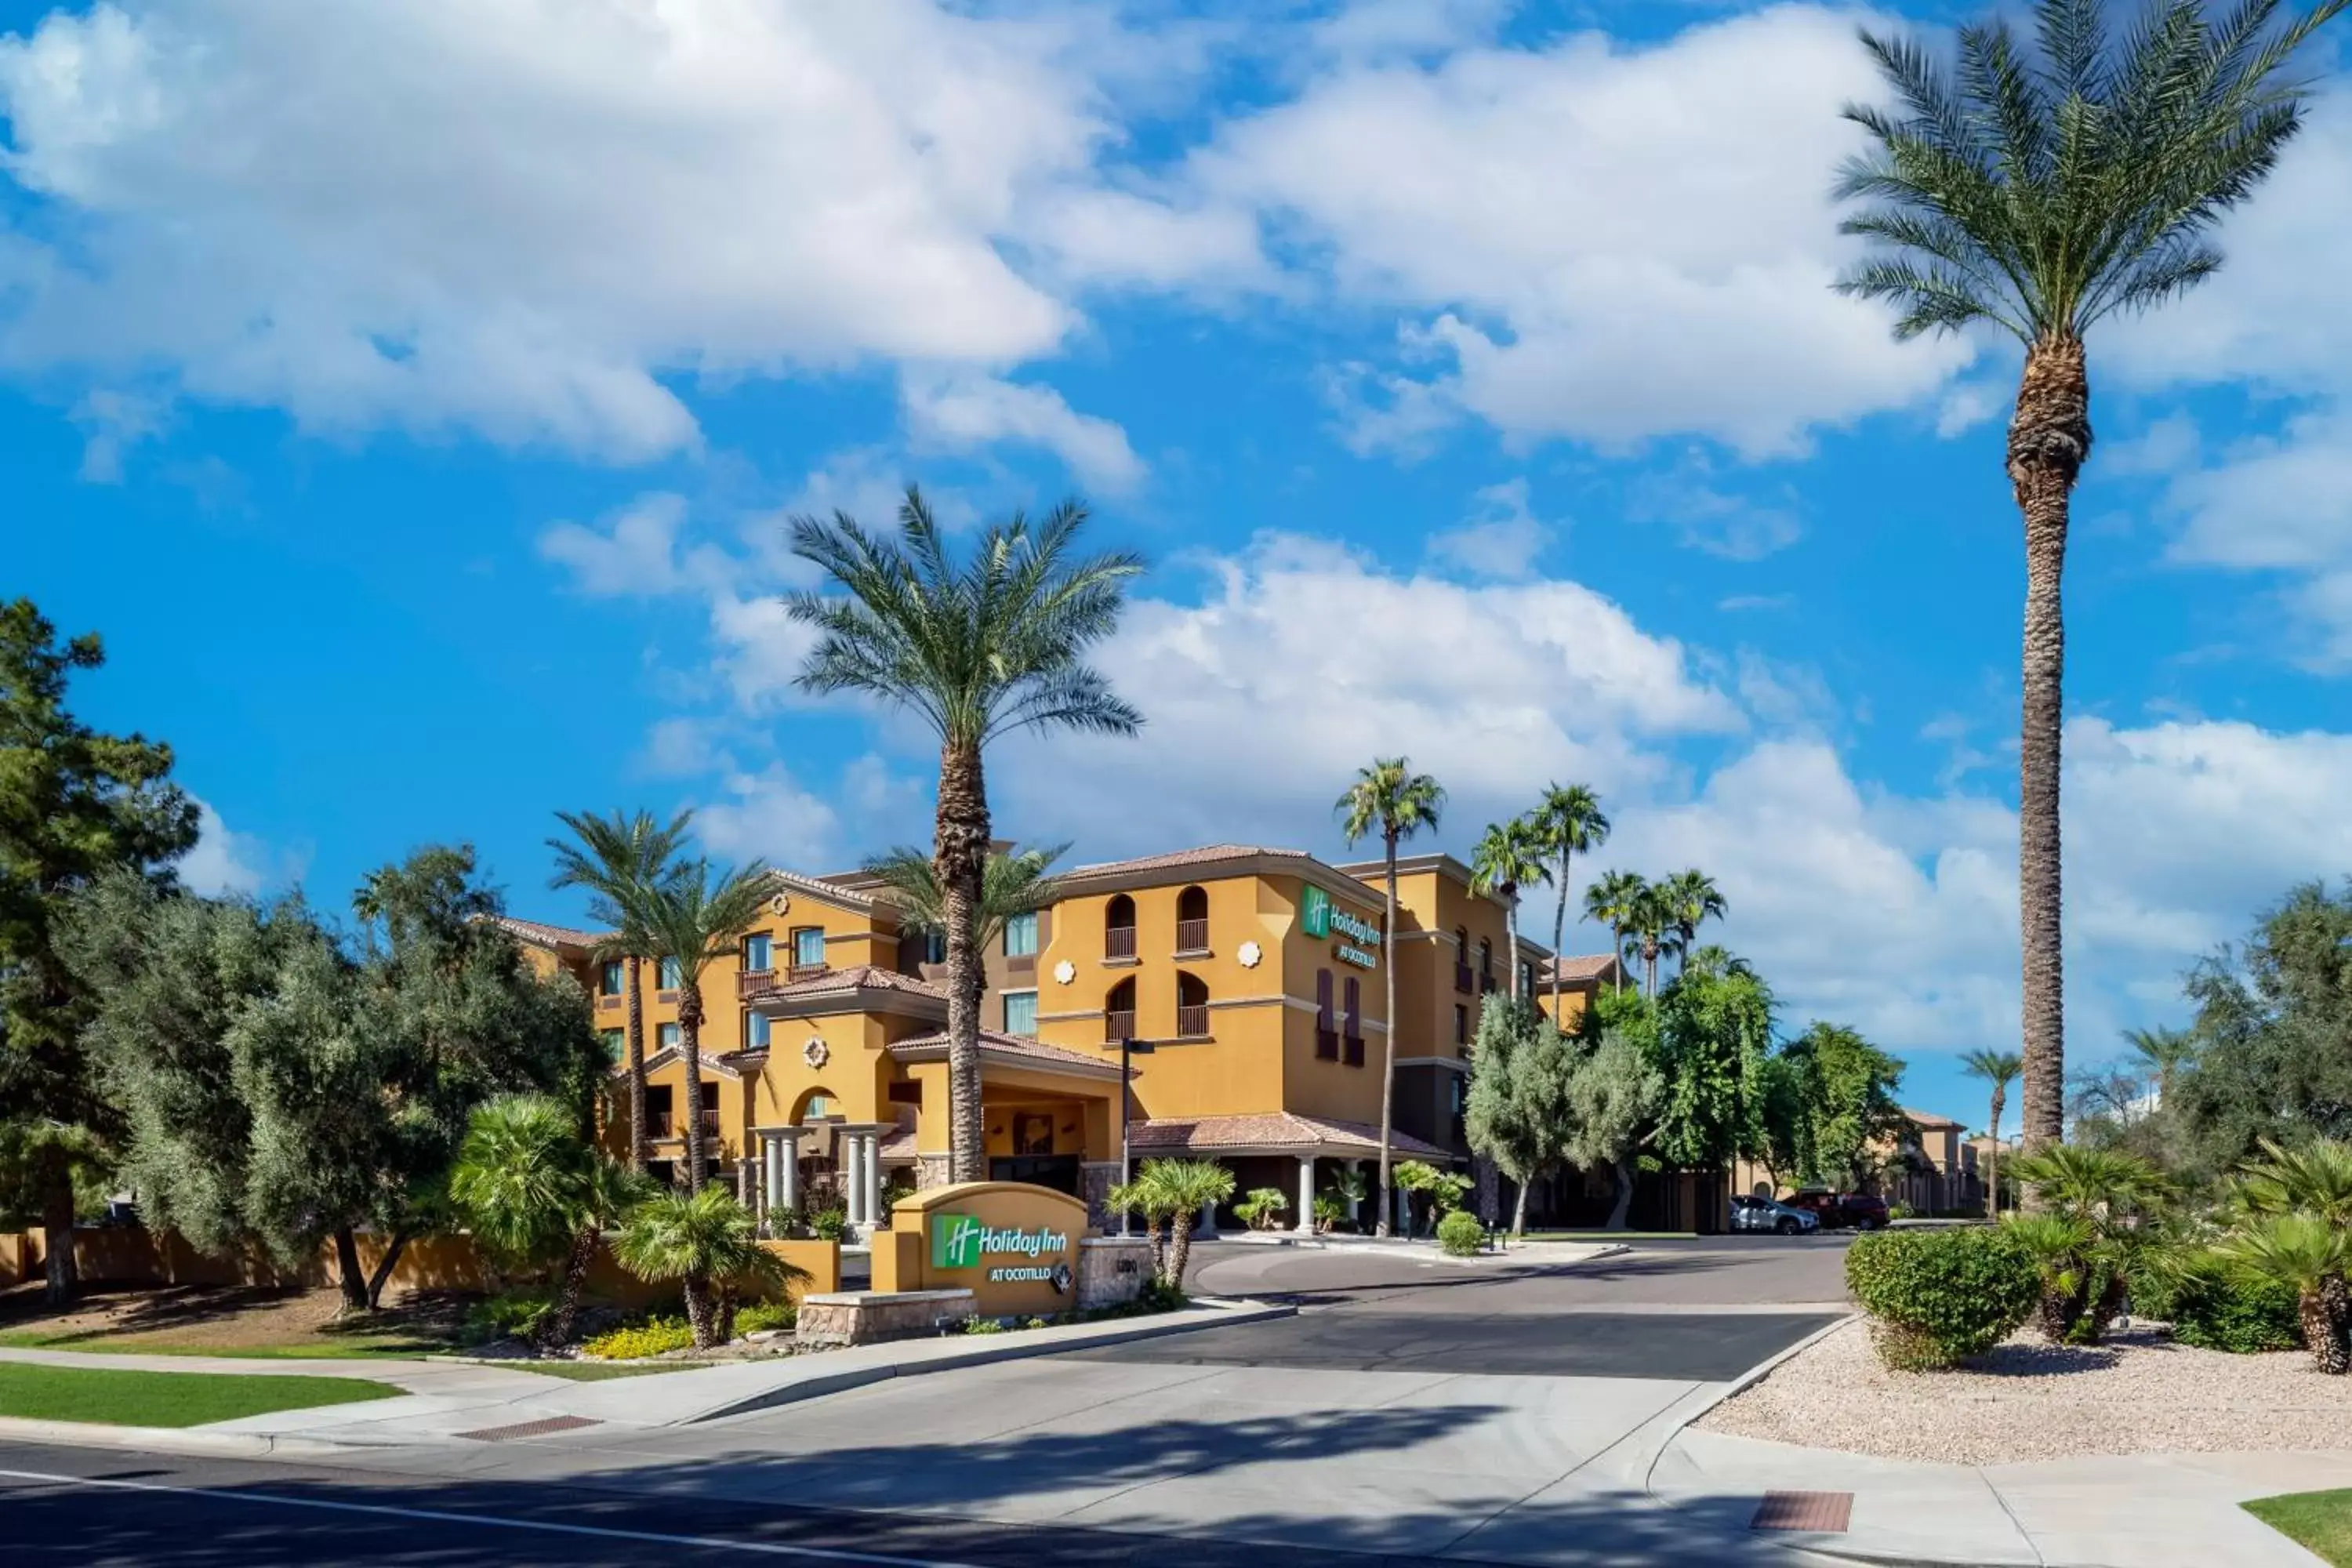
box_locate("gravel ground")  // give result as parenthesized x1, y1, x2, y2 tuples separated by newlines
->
(1699, 1317, 2352, 1464)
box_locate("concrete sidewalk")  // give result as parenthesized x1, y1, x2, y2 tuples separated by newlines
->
(0, 1299, 1293, 1454)
(1653, 1425, 2352, 1567)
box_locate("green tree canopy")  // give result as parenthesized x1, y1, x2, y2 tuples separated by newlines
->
(1464, 998, 1581, 1236)
(1564, 1027, 1665, 1231)
(1651, 960, 1775, 1170)
(1779, 1022, 1907, 1190)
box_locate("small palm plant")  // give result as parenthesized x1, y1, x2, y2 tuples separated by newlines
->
(1234, 1187, 1290, 1232)
(1835, 0, 2350, 1151)
(1469, 817, 1552, 1004)
(2008, 1144, 2169, 1341)
(615, 1185, 801, 1349)
(634, 858, 771, 1192)
(1527, 783, 1610, 1014)
(2232, 1137, 2352, 1354)
(449, 1095, 657, 1348)
(2216, 1214, 2351, 1375)
(1104, 1178, 1175, 1279)
(1338, 757, 1445, 1238)
(1135, 1158, 1236, 1288)
(1328, 1163, 1370, 1231)
(547, 809, 695, 1171)
(792, 488, 1142, 1182)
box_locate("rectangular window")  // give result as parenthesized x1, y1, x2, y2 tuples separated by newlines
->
(659, 955, 682, 991)
(600, 1029, 624, 1064)
(745, 1010, 771, 1048)
(1343, 975, 1364, 1065)
(600, 960, 625, 996)
(1521, 960, 1536, 997)
(1454, 1004, 1468, 1046)
(742, 933, 772, 971)
(1003, 989, 1038, 1036)
(1003, 911, 1038, 957)
(645, 1085, 674, 1137)
(927, 927, 947, 964)
(659, 1022, 681, 1051)
(1315, 969, 1338, 1060)
(793, 927, 826, 968)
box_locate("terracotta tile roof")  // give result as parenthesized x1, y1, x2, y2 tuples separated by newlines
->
(745, 964, 946, 1001)
(489, 915, 608, 951)
(1901, 1106, 1964, 1130)
(1536, 953, 1621, 985)
(879, 1124, 919, 1161)
(1065, 844, 1318, 878)
(1127, 1112, 1450, 1160)
(757, 866, 882, 912)
(886, 1030, 1123, 1080)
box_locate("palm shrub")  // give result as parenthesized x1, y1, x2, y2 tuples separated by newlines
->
(2216, 1214, 2351, 1374)
(614, 1185, 803, 1349)
(1836, 0, 2350, 1148)
(1847, 1227, 2040, 1370)
(1105, 1177, 1174, 1279)
(790, 488, 1142, 1181)
(2004, 1212, 2100, 1343)
(2008, 1144, 2169, 1341)
(1132, 1158, 1233, 1289)
(2233, 1136, 2352, 1347)
(1234, 1187, 1290, 1232)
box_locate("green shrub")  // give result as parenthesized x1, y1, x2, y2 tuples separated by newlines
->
(1847, 1226, 2038, 1370)
(2158, 1258, 2303, 1354)
(1437, 1209, 1486, 1257)
(732, 1301, 797, 1338)
(1233, 1187, 1290, 1230)
(581, 1316, 695, 1359)
(961, 1316, 1007, 1335)
(463, 1290, 554, 1345)
(808, 1204, 849, 1242)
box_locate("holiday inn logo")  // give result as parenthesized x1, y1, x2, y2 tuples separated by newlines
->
(932, 1212, 985, 1269)
(1301, 884, 1331, 938)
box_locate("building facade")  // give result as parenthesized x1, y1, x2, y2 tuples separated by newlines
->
(509, 842, 1622, 1235)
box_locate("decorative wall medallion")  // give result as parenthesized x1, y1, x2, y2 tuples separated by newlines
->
(1237, 940, 1263, 969)
(802, 1036, 829, 1067)
(1052, 959, 1076, 985)
(769, 893, 791, 916)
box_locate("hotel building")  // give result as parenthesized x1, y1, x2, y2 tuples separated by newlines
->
(504, 843, 1621, 1234)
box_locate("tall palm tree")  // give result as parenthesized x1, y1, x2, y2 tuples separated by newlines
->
(1528, 783, 1610, 1015)
(1338, 757, 1446, 1239)
(1657, 869, 1727, 981)
(1582, 870, 1646, 997)
(634, 858, 771, 1192)
(547, 809, 694, 1171)
(790, 488, 1142, 1181)
(1962, 1048, 2023, 1217)
(1469, 817, 1552, 1003)
(2122, 1025, 2197, 1105)
(1835, 0, 2347, 1150)
(614, 1184, 797, 1350)
(862, 841, 1069, 970)
(1624, 880, 1679, 1000)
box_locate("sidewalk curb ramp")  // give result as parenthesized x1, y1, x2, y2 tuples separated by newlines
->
(0, 1414, 358, 1461)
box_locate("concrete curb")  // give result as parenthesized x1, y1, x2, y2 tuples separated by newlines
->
(1639, 1310, 1862, 1497)
(687, 1298, 1296, 1425)
(0, 1414, 362, 1460)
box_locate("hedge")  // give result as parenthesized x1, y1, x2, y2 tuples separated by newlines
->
(1846, 1225, 2038, 1370)
(1437, 1210, 1486, 1258)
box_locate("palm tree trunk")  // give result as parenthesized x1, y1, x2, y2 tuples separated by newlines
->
(2302, 1284, 2349, 1375)
(684, 1272, 717, 1351)
(1611, 922, 1624, 996)
(1504, 895, 1520, 1003)
(2011, 332, 2089, 1155)
(626, 954, 649, 1173)
(1375, 833, 1400, 1238)
(542, 1225, 600, 1348)
(1551, 852, 1570, 1016)
(1165, 1208, 1196, 1290)
(936, 740, 990, 1183)
(1986, 1088, 2002, 1218)
(681, 989, 706, 1194)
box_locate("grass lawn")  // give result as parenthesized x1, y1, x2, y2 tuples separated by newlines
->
(0, 1363, 404, 1428)
(2245, 1490, 2352, 1566)
(510, 1361, 708, 1382)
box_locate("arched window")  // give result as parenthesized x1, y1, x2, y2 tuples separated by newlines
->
(1105, 894, 1138, 960)
(1175, 885, 1209, 954)
(1342, 975, 1363, 1065)
(1105, 976, 1137, 1043)
(1454, 927, 1472, 993)
(1479, 937, 1494, 989)
(1176, 971, 1210, 1037)
(1315, 969, 1338, 1060)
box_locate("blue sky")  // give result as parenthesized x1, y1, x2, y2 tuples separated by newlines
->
(9, 0, 2352, 1134)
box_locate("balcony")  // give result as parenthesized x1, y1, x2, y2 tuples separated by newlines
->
(699, 1109, 721, 1138)
(786, 962, 830, 984)
(1176, 1004, 1209, 1038)
(1454, 962, 1474, 995)
(1174, 918, 1209, 955)
(736, 968, 777, 1000)
(597, 993, 622, 1011)
(1343, 1033, 1365, 1066)
(1316, 1026, 1339, 1061)
(1105, 925, 1137, 960)
(1105, 1009, 1136, 1044)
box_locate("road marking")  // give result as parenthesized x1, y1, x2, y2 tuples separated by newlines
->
(0, 1466, 984, 1568)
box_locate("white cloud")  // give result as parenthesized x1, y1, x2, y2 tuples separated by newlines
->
(537, 493, 731, 598)
(68, 387, 166, 481)
(1425, 478, 1554, 579)
(0, 2, 1216, 461)
(176, 795, 275, 897)
(899, 371, 1145, 493)
(1189, 4, 1976, 458)
(691, 763, 843, 870)
(1628, 460, 1806, 561)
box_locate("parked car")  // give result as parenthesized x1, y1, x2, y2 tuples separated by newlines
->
(1730, 1195, 1821, 1236)
(1783, 1190, 1889, 1230)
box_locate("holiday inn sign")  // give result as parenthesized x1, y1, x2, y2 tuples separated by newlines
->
(931, 1212, 1076, 1290)
(1301, 884, 1380, 969)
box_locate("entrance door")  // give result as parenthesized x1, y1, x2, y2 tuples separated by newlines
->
(989, 1154, 1080, 1195)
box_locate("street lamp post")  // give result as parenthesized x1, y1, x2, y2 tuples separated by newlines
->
(1117, 1033, 1157, 1236)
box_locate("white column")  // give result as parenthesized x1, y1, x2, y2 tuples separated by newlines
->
(866, 1138, 887, 1229)
(1200, 1197, 1218, 1238)
(1296, 1156, 1317, 1234)
(779, 1135, 800, 1215)
(761, 1136, 781, 1221)
(843, 1134, 868, 1227)
(1347, 1160, 1364, 1226)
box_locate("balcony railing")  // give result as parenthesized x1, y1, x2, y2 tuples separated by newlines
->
(736, 968, 776, 1000)
(1176, 1004, 1209, 1038)
(1105, 925, 1137, 960)
(787, 962, 829, 984)
(1343, 1033, 1365, 1066)
(1174, 918, 1209, 954)
(1316, 1025, 1339, 1060)
(1105, 1009, 1136, 1044)
(698, 1109, 721, 1138)
(1454, 962, 1474, 995)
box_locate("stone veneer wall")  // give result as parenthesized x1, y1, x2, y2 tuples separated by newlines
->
(1080, 1161, 1122, 1232)
(916, 1153, 952, 1189)
(795, 1288, 976, 1347)
(1076, 1236, 1152, 1312)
